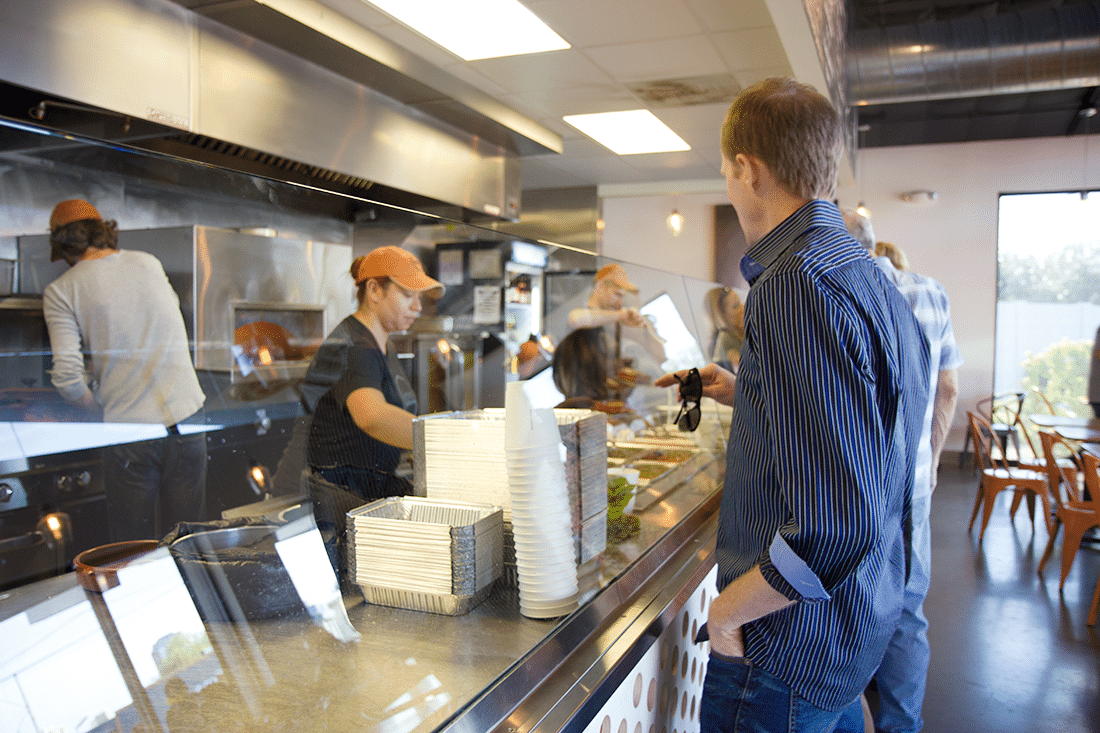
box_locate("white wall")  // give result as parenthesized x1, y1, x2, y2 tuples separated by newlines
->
(836, 135, 1100, 449)
(600, 191, 726, 283)
(598, 134, 1100, 451)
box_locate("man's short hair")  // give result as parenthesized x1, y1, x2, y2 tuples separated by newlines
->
(721, 77, 842, 201)
(841, 208, 876, 250)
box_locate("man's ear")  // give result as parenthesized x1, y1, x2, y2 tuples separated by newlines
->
(736, 153, 767, 192)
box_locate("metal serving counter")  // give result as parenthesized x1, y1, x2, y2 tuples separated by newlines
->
(0, 437, 723, 733)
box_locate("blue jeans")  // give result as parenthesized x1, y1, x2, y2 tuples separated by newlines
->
(872, 492, 932, 733)
(104, 431, 207, 542)
(700, 653, 864, 733)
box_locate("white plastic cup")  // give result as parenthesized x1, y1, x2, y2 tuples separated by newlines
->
(506, 382, 563, 450)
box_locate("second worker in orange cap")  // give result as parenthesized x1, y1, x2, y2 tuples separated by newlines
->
(301, 246, 444, 506)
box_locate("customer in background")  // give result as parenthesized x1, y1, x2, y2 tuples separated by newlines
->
(875, 240, 910, 271)
(1089, 325, 1100, 419)
(43, 199, 207, 542)
(552, 327, 611, 408)
(656, 77, 928, 733)
(844, 209, 962, 733)
(704, 286, 745, 370)
(302, 246, 444, 502)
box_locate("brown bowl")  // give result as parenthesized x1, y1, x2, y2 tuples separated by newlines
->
(74, 540, 160, 593)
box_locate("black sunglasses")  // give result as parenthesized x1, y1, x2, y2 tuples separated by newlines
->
(673, 367, 702, 432)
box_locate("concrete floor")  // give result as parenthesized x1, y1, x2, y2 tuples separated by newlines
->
(918, 462, 1100, 733)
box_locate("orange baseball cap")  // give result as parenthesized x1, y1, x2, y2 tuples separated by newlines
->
(594, 263, 638, 293)
(50, 199, 101, 230)
(355, 246, 445, 296)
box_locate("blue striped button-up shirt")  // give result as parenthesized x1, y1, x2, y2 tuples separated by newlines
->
(719, 200, 930, 709)
(874, 257, 963, 499)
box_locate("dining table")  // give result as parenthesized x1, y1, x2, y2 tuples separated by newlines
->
(1026, 413, 1100, 430)
(1027, 414, 1100, 444)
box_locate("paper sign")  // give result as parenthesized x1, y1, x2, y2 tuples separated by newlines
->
(474, 286, 502, 324)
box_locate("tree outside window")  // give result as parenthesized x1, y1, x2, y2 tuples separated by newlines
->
(997, 193, 1100, 441)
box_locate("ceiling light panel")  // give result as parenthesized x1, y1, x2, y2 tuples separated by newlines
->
(563, 110, 691, 155)
(364, 0, 570, 61)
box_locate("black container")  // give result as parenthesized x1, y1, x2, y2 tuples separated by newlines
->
(168, 524, 308, 622)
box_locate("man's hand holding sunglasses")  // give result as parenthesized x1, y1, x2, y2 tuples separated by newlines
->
(654, 363, 738, 431)
(654, 363, 738, 407)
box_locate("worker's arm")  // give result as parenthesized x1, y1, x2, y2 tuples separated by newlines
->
(567, 307, 645, 329)
(345, 387, 414, 449)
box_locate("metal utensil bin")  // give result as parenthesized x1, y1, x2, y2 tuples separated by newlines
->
(347, 497, 503, 616)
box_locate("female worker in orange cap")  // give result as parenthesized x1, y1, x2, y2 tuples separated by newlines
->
(301, 246, 444, 501)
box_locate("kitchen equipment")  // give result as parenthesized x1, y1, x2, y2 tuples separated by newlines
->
(17, 226, 352, 384)
(0, 444, 107, 589)
(74, 539, 160, 593)
(168, 523, 309, 622)
(0, 296, 51, 392)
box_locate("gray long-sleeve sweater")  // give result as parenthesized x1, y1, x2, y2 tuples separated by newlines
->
(43, 249, 205, 425)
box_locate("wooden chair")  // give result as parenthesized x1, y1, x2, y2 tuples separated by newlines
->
(1079, 452, 1100, 625)
(967, 412, 1050, 543)
(960, 392, 1025, 469)
(1036, 431, 1099, 588)
(1006, 418, 1078, 521)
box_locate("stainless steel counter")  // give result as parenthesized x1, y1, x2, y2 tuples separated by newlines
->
(0, 438, 723, 733)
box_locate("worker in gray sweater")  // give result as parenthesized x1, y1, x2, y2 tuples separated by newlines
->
(43, 199, 207, 542)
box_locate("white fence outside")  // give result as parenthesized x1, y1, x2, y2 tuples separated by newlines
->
(994, 300, 1100, 395)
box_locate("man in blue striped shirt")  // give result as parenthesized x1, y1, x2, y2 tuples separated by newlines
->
(659, 77, 930, 731)
(844, 212, 962, 733)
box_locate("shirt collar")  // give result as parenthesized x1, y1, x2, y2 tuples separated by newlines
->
(739, 200, 846, 284)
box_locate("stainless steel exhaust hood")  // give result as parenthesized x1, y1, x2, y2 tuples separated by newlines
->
(0, 0, 564, 222)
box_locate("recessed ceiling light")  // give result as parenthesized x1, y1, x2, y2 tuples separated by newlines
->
(562, 110, 691, 155)
(365, 0, 570, 61)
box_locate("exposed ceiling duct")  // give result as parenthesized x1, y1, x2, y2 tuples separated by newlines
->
(847, 2, 1100, 107)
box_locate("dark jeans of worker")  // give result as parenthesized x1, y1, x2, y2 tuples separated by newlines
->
(699, 653, 864, 733)
(104, 431, 208, 542)
(312, 464, 412, 503)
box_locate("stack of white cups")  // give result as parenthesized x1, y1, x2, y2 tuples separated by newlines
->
(504, 382, 579, 618)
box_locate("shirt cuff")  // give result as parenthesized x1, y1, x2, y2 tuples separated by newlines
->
(767, 532, 830, 602)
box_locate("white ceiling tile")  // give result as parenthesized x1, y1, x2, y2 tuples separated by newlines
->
(553, 155, 657, 185)
(362, 19, 465, 68)
(444, 65, 513, 98)
(316, 0, 820, 190)
(625, 150, 716, 174)
(469, 49, 615, 91)
(712, 28, 790, 71)
(733, 66, 796, 89)
(315, 0, 398, 29)
(521, 157, 590, 188)
(557, 134, 623, 158)
(533, 0, 701, 49)
(652, 102, 732, 134)
(508, 83, 642, 118)
(683, 0, 775, 32)
(583, 36, 727, 84)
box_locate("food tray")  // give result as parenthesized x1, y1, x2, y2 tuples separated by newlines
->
(347, 497, 503, 615)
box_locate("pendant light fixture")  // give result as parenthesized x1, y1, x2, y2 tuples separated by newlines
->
(666, 209, 684, 236)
